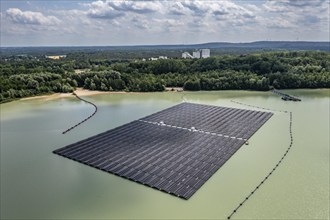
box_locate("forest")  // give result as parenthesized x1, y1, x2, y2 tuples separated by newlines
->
(0, 50, 329, 103)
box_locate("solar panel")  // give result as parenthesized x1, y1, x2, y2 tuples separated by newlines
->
(54, 103, 273, 199)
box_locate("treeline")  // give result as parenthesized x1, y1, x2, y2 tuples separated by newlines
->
(0, 70, 165, 102)
(0, 73, 75, 102)
(0, 51, 329, 103)
(70, 71, 164, 92)
(111, 51, 329, 74)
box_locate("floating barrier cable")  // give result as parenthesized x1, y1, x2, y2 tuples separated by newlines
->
(62, 93, 98, 134)
(227, 101, 293, 219)
(231, 100, 288, 113)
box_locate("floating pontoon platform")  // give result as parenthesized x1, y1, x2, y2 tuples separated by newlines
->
(53, 103, 272, 199)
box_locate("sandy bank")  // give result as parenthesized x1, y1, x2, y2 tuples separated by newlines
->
(20, 88, 145, 101)
(20, 93, 73, 101)
(74, 88, 129, 96)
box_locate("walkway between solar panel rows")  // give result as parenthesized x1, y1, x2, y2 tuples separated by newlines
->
(139, 119, 248, 142)
(62, 93, 98, 134)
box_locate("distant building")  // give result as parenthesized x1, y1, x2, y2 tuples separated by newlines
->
(201, 49, 210, 58)
(193, 51, 201, 59)
(46, 55, 67, 60)
(149, 56, 167, 61)
(158, 56, 168, 59)
(182, 52, 193, 58)
(182, 49, 210, 59)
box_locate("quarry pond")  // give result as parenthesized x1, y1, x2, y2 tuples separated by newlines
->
(1, 89, 329, 219)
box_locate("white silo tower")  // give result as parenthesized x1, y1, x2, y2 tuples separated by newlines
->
(193, 50, 201, 58)
(201, 49, 210, 58)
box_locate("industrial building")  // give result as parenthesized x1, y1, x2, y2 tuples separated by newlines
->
(193, 51, 201, 59)
(201, 49, 210, 58)
(182, 52, 194, 59)
(182, 49, 210, 59)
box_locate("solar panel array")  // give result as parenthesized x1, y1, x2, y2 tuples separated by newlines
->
(54, 103, 273, 199)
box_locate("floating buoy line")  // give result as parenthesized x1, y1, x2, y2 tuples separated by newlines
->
(61, 93, 294, 214)
(62, 93, 98, 134)
(231, 100, 288, 113)
(227, 101, 293, 219)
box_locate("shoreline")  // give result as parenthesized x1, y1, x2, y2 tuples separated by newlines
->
(14, 87, 330, 102)
(19, 88, 153, 101)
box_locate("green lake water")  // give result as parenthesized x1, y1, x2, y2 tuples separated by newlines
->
(1, 90, 329, 219)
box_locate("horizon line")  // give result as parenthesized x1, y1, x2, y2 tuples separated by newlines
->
(1, 40, 329, 48)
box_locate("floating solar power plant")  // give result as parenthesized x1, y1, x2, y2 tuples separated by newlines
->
(53, 103, 273, 199)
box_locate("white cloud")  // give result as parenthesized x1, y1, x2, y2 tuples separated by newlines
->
(262, 0, 329, 29)
(275, 0, 325, 7)
(87, 0, 123, 19)
(1, 0, 329, 46)
(108, 1, 161, 14)
(6, 8, 60, 25)
(263, 17, 295, 29)
(181, 1, 211, 16)
(168, 2, 190, 16)
(263, 1, 289, 13)
(130, 16, 150, 30)
(263, 0, 328, 14)
(86, 0, 161, 19)
(167, 1, 257, 26)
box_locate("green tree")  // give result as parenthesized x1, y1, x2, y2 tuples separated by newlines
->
(183, 79, 201, 91)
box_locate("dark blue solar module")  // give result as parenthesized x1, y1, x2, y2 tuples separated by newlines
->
(53, 102, 273, 199)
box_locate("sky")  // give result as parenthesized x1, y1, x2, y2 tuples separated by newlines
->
(1, 0, 329, 46)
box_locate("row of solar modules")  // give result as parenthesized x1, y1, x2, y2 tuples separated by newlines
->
(55, 121, 244, 168)
(142, 103, 272, 139)
(55, 123, 257, 179)
(56, 120, 232, 155)
(142, 103, 266, 126)
(56, 125, 243, 173)
(56, 152, 234, 200)
(54, 121, 245, 199)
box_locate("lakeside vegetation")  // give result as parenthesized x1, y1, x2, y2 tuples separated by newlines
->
(0, 50, 329, 103)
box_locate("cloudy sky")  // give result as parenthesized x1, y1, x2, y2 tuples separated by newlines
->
(1, 0, 329, 46)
